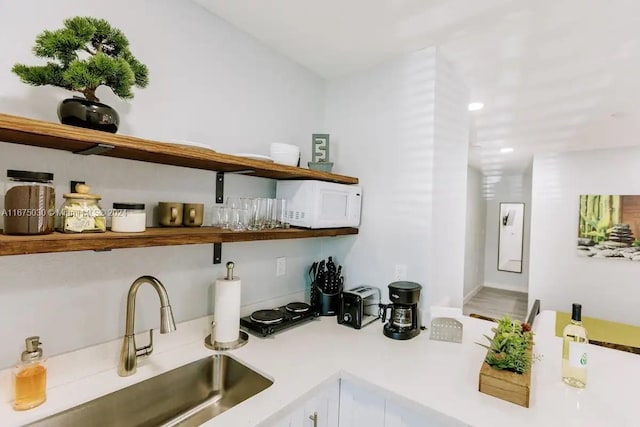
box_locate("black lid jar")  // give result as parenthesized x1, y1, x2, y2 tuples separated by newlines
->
(4, 170, 55, 235)
(111, 203, 146, 233)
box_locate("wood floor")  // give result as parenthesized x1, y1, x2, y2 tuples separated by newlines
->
(463, 287, 528, 322)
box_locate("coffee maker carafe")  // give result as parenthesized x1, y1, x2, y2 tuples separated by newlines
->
(380, 281, 422, 340)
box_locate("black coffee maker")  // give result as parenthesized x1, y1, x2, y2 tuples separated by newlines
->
(380, 281, 422, 340)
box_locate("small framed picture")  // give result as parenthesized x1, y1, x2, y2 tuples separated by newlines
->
(312, 134, 330, 163)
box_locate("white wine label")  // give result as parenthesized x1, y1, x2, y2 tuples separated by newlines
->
(569, 342, 588, 368)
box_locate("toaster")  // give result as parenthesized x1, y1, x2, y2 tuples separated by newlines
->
(338, 286, 381, 329)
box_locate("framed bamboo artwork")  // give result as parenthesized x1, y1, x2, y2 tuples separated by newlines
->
(577, 195, 640, 260)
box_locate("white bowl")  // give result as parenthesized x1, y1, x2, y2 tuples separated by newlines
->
(270, 143, 300, 166)
(271, 152, 299, 166)
(270, 143, 299, 153)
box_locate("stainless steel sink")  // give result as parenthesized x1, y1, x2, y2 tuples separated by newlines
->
(27, 354, 273, 427)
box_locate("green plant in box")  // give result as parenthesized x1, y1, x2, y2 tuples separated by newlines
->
(477, 316, 535, 374)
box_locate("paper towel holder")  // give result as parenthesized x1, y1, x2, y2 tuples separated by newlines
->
(204, 261, 248, 350)
(204, 326, 248, 351)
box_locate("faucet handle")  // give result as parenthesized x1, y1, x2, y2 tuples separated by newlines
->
(135, 330, 154, 358)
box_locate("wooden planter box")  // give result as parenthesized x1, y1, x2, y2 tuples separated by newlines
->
(478, 347, 532, 408)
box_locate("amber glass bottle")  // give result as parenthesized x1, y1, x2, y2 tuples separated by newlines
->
(13, 336, 47, 410)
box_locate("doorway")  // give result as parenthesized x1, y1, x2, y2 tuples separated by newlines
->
(462, 167, 531, 322)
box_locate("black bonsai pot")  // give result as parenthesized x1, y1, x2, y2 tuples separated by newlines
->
(57, 97, 120, 133)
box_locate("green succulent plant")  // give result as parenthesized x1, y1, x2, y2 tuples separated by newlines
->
(477, 316, 534, 374)
(12, 16, 149, 103)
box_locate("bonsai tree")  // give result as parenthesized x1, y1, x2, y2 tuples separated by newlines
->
(12, 16, 149, 103)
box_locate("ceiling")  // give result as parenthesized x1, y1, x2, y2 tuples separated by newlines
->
(196, 0, 640, 174)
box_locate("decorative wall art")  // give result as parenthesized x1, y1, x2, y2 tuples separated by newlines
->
(577, 195, 640, 260)
(308, 133, 333, 172)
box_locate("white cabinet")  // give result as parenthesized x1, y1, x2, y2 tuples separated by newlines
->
(263, 378, 466, 427)
(383, 399, 438, 427)
(339, 379, 467, 427)
(339, 379, 385, 427)
(262, 380, 340, 427)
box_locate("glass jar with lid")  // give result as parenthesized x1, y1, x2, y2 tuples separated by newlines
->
(4, 170, 55, 235)
(111, 203, 146, 233)
(59, 184, 106, 233)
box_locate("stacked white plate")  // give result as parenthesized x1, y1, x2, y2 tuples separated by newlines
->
(270, 143, 300, 166)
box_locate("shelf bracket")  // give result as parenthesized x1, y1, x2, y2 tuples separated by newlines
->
(229, 169, 255, 175)
(216, 172, 224, 204)
(213, 243, 222, 264)
(213, 172, 225, 264)
(73, 143, 115, 156)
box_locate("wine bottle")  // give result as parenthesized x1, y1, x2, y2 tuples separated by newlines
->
(561, 303, 588, 388)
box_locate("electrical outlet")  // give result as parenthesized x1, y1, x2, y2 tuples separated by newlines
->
(276, 257, 286, 276)
(394, 264, 407, 281)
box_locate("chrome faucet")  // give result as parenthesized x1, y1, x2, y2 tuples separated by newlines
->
(118, 275, 176, 377)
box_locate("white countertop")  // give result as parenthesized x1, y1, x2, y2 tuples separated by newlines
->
(1, 310, 638, 426)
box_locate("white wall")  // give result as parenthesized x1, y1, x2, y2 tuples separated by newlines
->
(323, 47, 468, 311)
(463, 167, 486, 300)
(482, 167, 531, 293)
(431, 56, 469, 307)
(0, 0, 329, 368)
(529, 147, 640, 325)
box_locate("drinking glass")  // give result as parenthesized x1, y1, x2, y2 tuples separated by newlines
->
(211, 205, 221, 227)
(264, 198, 276, 229)
(226, 197, 240, 209)
(230, 208, 250, 231)
(213, 205, 230, 229)
(240, 198, 251, 211)
(274, 199, 290, 228)
(227, 197, 250, 210)
(248, 198, 264, 230)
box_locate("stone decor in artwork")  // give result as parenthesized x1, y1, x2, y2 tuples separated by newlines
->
(577, 195, 640, 260)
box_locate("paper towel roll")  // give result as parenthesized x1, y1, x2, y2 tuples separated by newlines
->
(213, 277, 241, 343)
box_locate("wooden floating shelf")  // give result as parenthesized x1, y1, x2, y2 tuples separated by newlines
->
(0, 227, 359, 256)
(0, 113, 358, 185)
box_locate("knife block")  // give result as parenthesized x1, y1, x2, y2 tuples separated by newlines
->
(312, 284, 341, 316)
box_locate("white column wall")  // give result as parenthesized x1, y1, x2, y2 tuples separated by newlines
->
(431, 54, 469, 307)
(463, 167, 487, 300)
(324, 48, 468, 311)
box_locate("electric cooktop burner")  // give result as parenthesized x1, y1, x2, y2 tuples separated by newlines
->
(241, 302, 318, 337)
(250, 309, 285, 325)
(285, 302, 310, 313)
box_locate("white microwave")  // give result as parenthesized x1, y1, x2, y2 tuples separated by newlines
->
(276, 180, 362, 229)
